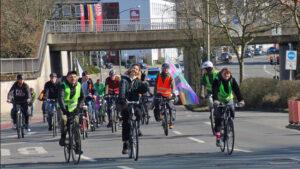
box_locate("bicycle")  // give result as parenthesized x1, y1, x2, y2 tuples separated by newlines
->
(96, 96, 107, 126)
(15, 104, 25, 139)
(156, 96, 175, 136)
(207, 94, 215, 136)
(86, 99, 96, 132)
(217, 102, 237, 155)
(106, 94, 119, 133)
(126, 99, 140, 161)
(46, 99, 59, 137)
(64, 113, 82, 164)
(140, 95, 151, 125)
(79, 105, 89, 140)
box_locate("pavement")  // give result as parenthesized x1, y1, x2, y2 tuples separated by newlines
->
(1, 105, 299, 169)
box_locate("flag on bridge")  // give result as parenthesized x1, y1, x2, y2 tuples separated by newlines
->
(94, 3, 103, 32)
(80, 4, 85, 32)
(166, 60, 200, 105)
(76, 59, 83, 77)
(88, 4, 95, 31)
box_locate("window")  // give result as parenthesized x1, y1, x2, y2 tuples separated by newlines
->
(62, 5, 71, 17)
(74, 5, 81, 17)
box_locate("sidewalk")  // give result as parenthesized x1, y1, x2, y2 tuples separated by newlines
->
(0, 112, 44, 130)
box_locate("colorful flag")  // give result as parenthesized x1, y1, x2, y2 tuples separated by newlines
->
(167, 60, 200, 105)
(80, 4, 85, 32)
(88, 4, 95, 31)
(94, 3, 103, 32)
(76, 59, 83, 77)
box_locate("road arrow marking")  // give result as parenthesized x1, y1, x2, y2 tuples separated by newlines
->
(188, 137, 205, 143)
(1, 149, 11, 156)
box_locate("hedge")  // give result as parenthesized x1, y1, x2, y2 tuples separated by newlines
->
(240, 78, 300, 110)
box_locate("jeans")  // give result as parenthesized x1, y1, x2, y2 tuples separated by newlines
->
(85, 99, 96, 122)
(213, 101, 235, 133)
(46, 101, 58, 128)
(153, 97, 175, 122)
(11, 102, 29, 127)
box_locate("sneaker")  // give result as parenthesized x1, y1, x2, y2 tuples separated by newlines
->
(216, 139, 221, 147)
(27, 128, 31, 132)
(138, 129, 143, 136)
(12, 124, 17, 129)
(107, 121, 112, 128)
(169, 123, 174, 129)
(215, 132, 221, 147)
(59, 138, 66, 146)
(122, 142, 129, 154)
(48, 125, 53, 131)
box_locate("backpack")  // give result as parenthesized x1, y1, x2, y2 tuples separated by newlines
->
(38, 90, 45, 101)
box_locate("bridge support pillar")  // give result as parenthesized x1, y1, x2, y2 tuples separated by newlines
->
(61, 51, 69, 76)
(279, 42, 299, 80)
(183, 46, 202, 97)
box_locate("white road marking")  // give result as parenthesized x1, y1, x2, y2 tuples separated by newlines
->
(18, 147, 47, 155)
(289, 157, 300, 162)
(234, 148, 253, 153)
(117, 166, 134, 169)
(81, 155, 96, 162)
(3, 132, 37, 139)
(1, 142, 25, 146)
(188, 137, 205, 143)
(173, 131, 182, 135)
(1, 149, 11, 156)
(204, 122, 211, 126)
(263, 65, 274, 76)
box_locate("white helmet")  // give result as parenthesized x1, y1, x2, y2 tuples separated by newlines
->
(201, 61, 214, 69)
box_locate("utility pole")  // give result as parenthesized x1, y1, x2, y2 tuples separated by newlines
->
(206, 0, 211, 61)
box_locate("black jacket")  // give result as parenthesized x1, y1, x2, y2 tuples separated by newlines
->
(58, 81, 84, 113)
(44, 81, 60, 100)
(8, 82, 31, 103)
(119, 75, 148, 101)
(212, 73, 243, 102)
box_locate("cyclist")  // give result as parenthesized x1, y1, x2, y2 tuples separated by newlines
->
(153, 63, 176, 129)
(119, 64, 148, 154)
(44, 73, 60, 131)
(94, 79, 106, 122)
(201, 61, 219, 108)
(7, 74, 31, 131)
(58, 71, 84, 154)
(81, 71, 96, 127)
(28, 88, 36, 123)
(105, 69, 120, 128)
(212, 67, 245, 147)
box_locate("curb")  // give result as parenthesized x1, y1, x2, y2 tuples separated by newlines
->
(1, 117, 43, 130)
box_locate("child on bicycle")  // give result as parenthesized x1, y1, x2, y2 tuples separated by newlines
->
(212, 68, 245, 147)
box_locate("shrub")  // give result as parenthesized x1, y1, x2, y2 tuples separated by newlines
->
(240, 78, 300, 110)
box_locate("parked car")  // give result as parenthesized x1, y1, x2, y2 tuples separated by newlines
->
(254, 48, 262, 55)
(245, 49, 254, 58)
(267, 47, 279, 54)
(219, 52, 232, 63)
(146, 67, 160, 86)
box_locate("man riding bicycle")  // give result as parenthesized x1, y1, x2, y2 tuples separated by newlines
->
(153, 63, 176, 129)
(7, 74, 31, 131)
(58, 71, 84, 154)
(44, 73, 60, 131)
(201, 61, 219, 108)
(80, 71, 96, 127)
(105, 69, 120, 128)
(212, 68, 244, 147)
(119, 64, 148, 154)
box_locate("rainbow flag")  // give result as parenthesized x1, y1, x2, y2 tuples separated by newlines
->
(167, 60, 200, 105)
(88, 4, 95, 31)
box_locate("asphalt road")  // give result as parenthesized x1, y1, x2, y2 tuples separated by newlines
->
(1, 106, 299, 169)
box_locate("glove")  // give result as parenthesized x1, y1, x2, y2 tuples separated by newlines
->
(237, 100, 245, 107)
(213, 100, 220, 107)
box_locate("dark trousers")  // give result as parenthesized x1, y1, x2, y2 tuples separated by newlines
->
(153, 98, 174, 122)
(121, 105, 142, 142)
(11, 103, 29, 126)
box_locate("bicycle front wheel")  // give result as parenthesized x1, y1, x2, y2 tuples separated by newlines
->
(220, 123, 225, 152)
(226, 118, 235, 155)
(163, 111, 168, 136)
(64, 132, 71, 163)
(210, 108, 216, 136)
(71, 126, 81, 164)
(16, 112, 21, 139)
(129, 121, 139, 161)
(52, 112, 57, 137)
(21, 113, 25, 138)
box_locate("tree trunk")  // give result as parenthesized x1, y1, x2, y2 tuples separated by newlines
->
(183, 46, 202, 98)
(239, 45, 246, 84)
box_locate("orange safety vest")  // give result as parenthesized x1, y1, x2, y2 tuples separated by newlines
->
(156, 75, 172, 97)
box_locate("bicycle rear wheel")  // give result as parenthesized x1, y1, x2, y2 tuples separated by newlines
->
(163, 111, 168, 136)
(226, 118, 235, 155)
(52, 112, 57, 137)
(71, 126, 81, 164)
(210, 108, 216, 136)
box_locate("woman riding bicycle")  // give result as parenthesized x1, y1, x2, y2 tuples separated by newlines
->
(212, 68, 245, 147)
(119, 64, 148, 154)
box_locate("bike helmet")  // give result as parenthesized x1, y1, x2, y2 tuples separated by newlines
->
(16, 74, 23, 80)
(201, 61, 214, 69)
(162, 63, 170, 69)
(109, 69, 116, 76)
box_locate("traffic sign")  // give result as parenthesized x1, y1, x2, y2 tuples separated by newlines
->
(285, 50, 297, 70)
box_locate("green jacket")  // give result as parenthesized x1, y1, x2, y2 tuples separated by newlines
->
(94, 82, 105, 96)
(202, 69, 218, 93)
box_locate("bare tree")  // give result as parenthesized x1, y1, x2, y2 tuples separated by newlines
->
(278, 0, 300, 32)
(0, 0, 55, 58)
